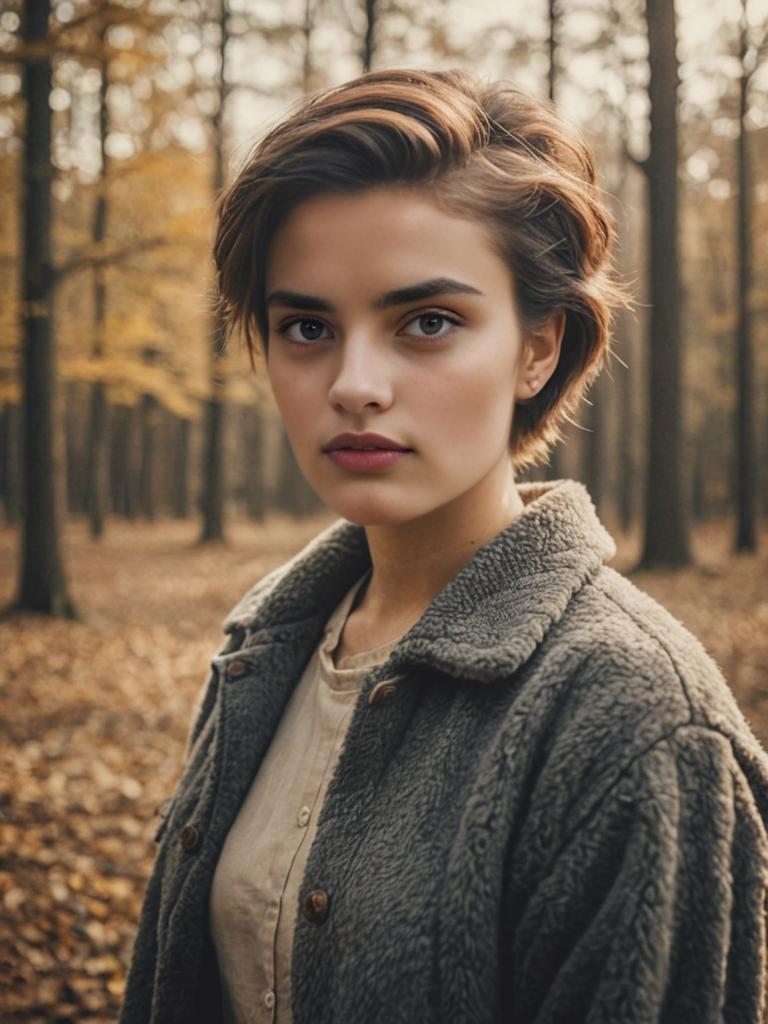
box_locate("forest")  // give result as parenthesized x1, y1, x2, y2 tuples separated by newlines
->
(0, 0, 767, 1020)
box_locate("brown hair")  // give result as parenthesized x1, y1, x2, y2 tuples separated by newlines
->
(213, 67, 632, 469)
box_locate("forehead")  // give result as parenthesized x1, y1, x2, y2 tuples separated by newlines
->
(265, 186, 507, 290)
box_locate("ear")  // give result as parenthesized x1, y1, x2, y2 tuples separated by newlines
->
(514, 308, 566, 402)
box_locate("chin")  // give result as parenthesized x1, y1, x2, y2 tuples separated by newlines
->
(323, 494, 423, 527)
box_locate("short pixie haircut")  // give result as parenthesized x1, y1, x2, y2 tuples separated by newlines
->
(213, 67, 631, 469)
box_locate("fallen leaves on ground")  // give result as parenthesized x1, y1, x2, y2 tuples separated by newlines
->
(0, 512, 766, 1021)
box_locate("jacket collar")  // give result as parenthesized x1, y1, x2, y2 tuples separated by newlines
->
(221, 479, 616, 683)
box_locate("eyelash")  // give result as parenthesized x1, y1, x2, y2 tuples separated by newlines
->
(274, 309, 463, 346)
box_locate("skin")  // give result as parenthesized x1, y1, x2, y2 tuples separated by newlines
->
(264, 185, 565, 656)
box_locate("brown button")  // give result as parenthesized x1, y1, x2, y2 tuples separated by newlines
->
(225, 659, 248, 679)
(180, 823, 200, 850)
(368, 680, 398, 705)
(302, 888, 330, 923)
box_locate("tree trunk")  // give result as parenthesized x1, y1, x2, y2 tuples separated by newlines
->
(362, 0, 377, 72)
(65, 379, 84, 517)
(583, 375, 608, 517)
(692, 428, 706, 521)
(109, 403, 127, 516)
(734, 3, 756, 552)
(608, 119, 637, 534)
(547, 0, 558, 105)
(244, 405, 266, 520)
(12, 0, 77, 618)
(110, 402, 140, 519)
(172, 415, 190, 518)
(544, 0, 563, 484)
(1, 403, 20, 523)
(139, 393, 158, 520)
(85, 39, 112, 540)
(614, 300, 637, 534)
(0, 404, 8, 517)
(639, 0, 690, 568)
(199, 0, 228, 543)
(301, 0, 314, 91)
(200, 320, 226, 540)
(125, 401, 141, 520)
(84, 381, 109, 536)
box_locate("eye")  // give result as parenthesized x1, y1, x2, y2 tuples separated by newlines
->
(400, 310, 462, 341)
(275, 318, 331, 345)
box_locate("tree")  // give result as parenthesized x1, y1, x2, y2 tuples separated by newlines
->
(362, 0, 378, 72)
(639, 0, 690, 567)
(733, 1, 767, 552)
(10, 0, 78, 618)
(547, 0, 559, 107)
(199, 0, 229, 544)
(83, 12, 111, 539)
(544, 0, 566, 485)
(267, 0, 332, 518)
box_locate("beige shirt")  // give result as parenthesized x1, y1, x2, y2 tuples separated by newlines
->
(209, 569, 400, 1024)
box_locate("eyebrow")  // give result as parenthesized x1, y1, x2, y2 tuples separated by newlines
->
(266, 277, 484, 314)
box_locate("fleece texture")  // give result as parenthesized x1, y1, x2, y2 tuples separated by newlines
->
(119, 479, 768, 1024)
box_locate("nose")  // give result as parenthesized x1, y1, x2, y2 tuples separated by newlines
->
(327, 334, 394, 413)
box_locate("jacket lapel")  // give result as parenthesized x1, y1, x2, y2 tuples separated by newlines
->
(208, 618, 329, 840)
(220, 479, 616, 683)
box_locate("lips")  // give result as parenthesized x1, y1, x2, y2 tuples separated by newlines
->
(323, 432, 411, 452)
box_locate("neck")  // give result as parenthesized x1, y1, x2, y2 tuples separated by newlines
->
(356, 458, 526, 627)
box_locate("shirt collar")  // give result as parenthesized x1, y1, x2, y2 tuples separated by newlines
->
(221, 479, 616, 683)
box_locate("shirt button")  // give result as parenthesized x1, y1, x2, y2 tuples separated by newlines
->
(302, 888, 330, 924)
(180, 823, 200, 850)
(297, 806, 311, 827)
(368, 679, 399, 705)
(264, 989, 275, 1008)
(225, 659, 248, 679)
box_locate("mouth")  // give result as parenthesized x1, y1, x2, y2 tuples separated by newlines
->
(323, 433, 413, 453)
(325, 447, 412, 471)
(334, 446, 412, 452)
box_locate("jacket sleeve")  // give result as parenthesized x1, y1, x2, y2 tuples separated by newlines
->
(118, 843, 166, 1023)
(505, 724, 768, 1023)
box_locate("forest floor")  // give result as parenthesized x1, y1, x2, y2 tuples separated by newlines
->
(0, 511, 767, 1021)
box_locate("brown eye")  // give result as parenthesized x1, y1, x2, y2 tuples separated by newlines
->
(401, 310, 461, 341)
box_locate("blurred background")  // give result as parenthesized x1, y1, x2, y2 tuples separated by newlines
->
(0, 0, 766, 1020)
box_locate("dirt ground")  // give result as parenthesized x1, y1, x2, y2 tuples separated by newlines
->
(0, 512, 767, 1021)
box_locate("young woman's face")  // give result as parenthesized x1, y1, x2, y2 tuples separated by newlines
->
(264, 186, 535, 526)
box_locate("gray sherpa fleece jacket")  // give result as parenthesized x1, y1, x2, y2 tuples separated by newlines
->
(120, 478, 768, 1024)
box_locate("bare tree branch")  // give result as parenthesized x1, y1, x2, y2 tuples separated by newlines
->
(52, 236, 169, 281)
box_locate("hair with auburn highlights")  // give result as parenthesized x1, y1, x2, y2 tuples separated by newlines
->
(213, 67, 633, 469)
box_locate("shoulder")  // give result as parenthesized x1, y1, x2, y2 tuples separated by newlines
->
(602, 565, 743, 719)
(504, 567, 768, 863)
(556, 564, 734, 723)
(528, 564, 768, 790)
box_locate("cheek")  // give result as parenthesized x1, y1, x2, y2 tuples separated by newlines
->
(415, 357, 515, 441)
(268, 363, 316, 427)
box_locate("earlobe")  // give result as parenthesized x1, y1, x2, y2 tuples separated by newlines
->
(515, 375, 542, 403)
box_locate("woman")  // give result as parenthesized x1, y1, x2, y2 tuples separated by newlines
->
(120, 68, 768, 1023)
